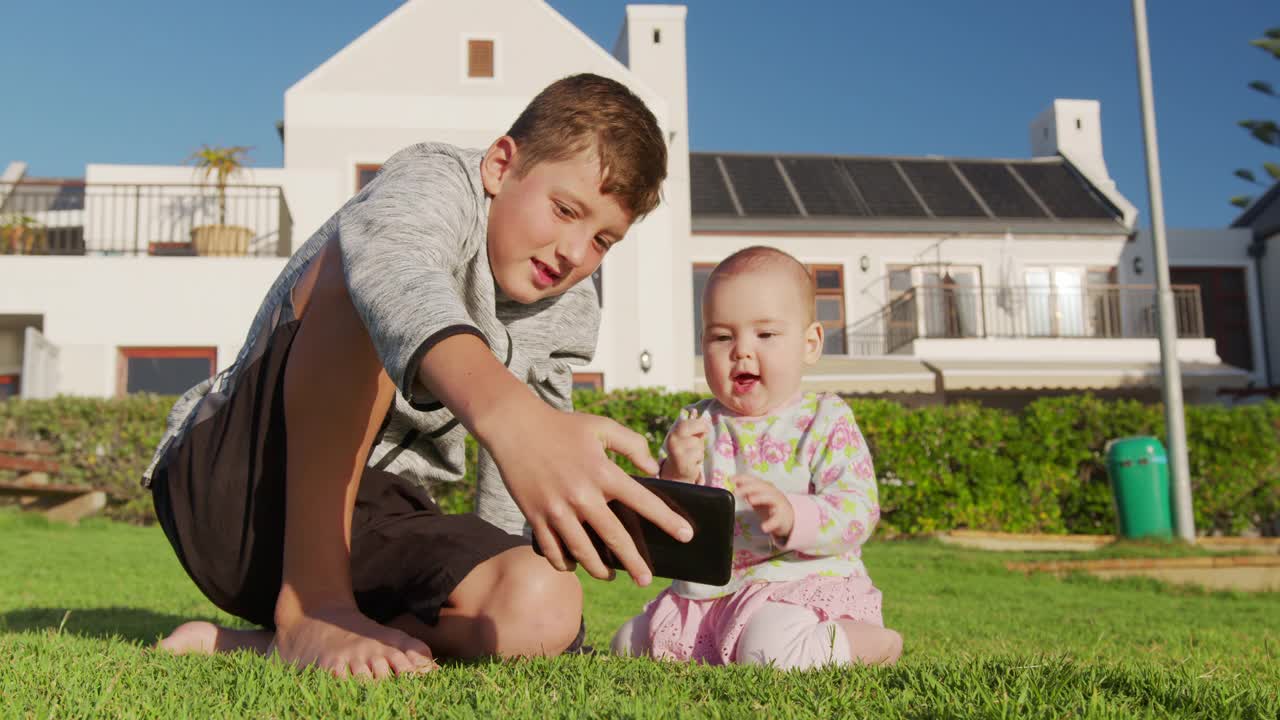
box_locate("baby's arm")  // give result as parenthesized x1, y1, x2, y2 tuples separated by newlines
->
(776, 396, 880, 556)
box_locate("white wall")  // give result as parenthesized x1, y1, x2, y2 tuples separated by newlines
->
(0, 256, 286, 396)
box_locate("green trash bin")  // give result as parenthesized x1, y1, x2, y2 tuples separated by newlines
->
(1104, 436, 1174, 539)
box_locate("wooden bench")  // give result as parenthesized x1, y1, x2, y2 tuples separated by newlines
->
(0, 438, 107, 524)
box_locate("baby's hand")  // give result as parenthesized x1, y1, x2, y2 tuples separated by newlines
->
(732, 474, 795, 545)
(659, 409, 712, 483)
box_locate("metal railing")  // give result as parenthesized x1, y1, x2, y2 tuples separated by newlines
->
(0, 180, 292, 257)
(844, 284, 1205, 354)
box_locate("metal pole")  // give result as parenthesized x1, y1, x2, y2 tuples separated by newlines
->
(1132, 0, 1195, 542)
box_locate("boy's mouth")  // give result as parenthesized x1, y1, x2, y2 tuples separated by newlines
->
(731, 372, 760, 394)
(531, 259, 561, 288)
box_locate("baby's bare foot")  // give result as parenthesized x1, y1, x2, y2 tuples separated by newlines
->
(156, 620, 273, 656)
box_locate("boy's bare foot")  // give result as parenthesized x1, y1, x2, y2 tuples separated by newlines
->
(156, 621, 273, 656)
(273, 608, 438, 680)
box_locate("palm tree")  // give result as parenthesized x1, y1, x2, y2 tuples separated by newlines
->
(188, 145, 250, 226)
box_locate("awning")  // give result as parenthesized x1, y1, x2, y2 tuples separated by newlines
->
(928, 359, 1252, 391)
(695, 356, 938, 394)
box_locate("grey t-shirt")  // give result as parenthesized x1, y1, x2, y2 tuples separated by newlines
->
(143, 142, 601, 535)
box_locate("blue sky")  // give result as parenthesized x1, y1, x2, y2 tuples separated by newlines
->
(2, 1, 1274, 228)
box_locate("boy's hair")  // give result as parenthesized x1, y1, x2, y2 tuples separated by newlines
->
(506, 73, 667, 220)
(708, 245, 816, 323)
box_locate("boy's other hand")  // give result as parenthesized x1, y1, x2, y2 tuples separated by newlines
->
(659, 409, 712, 483)
(732, 473, 795, 545)
(489, 406, 694, 586)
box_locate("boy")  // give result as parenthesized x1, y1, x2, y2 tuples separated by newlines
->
(146, 73, 693, 679)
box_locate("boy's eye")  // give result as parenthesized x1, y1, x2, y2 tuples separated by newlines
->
(709, 334, 731, 342)
(594, 236, 610, 251)
(554, 202, 573, 219)
(758, 332, 777, 339)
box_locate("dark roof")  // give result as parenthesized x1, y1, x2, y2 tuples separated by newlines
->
(1230, 180, 1280, 230)
(690, 152, 1126, 235)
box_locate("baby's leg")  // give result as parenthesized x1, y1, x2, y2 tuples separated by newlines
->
(836, 620, 903, 666)
(736, 602, 851, 670)
(736, 603, 904, 669)
(609, 613, 652, 657)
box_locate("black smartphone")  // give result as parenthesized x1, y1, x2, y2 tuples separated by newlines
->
(531, 476, 735, 586)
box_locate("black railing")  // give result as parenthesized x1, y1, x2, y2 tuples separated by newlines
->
(0, 180, 292, 257)
(844, 284, 1205, 354)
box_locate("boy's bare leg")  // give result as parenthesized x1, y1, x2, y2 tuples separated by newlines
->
(386, 546, 584, 659)
(267, 240, 437, 679)
(156, 241, 433, 679)
(157, 622, 273, 656)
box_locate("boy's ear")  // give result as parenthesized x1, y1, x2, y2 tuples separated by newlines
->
(481, 136, 519, 196)
(804, 321, 824, 364)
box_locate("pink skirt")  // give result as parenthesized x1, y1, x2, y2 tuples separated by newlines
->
(642, 575, 884, 665)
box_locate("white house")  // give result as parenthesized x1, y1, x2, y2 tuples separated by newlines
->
(0, 0, 1266, 407)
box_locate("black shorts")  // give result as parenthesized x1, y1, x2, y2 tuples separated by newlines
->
(149, 318, 527, 630)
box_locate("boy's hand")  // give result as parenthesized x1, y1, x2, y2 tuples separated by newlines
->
(659, 408, 712, 483)
(733, 474, 795, 544)
(486, 403, 694, 587)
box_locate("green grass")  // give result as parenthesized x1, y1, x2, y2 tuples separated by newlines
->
(1014, 538, 1269, 563)
(1, 509, 1277, 719)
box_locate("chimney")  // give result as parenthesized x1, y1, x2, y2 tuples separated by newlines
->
(1030, 99, 1137, 228)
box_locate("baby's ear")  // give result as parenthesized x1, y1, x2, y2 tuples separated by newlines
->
(803, 321, 824, 364)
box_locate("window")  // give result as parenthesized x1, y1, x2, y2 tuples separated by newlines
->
(117, 347, 216, 396)
(653, 28, 661, 44)
(467, 39, 495, 78)
(810, 265, 846, 354)
(887, 264, 984, 339)
(356, 164, 382, 193)
(0, 374, 17, 401)
(692, 264, 715, 355)
(572, 373, 603, 392)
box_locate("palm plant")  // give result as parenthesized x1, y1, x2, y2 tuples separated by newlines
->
(187, 145, 250, 225)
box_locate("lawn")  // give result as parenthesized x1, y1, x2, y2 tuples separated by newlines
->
(1, 509, 1277, 719)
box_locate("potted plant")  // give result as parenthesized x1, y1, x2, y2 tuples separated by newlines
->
(0, 214, 47, 255)
(187, 144, 254, 256)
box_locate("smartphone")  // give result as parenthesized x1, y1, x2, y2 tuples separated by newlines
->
(531, 475, 735, 586)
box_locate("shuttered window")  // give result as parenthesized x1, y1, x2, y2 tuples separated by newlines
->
(468, 39, 494, 78)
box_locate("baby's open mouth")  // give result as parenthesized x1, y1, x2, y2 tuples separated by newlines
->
(732, 372, 760, 393)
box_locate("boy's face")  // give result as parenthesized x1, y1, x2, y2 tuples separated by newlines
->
(481, 137, 632, 304)
(701, 268, 823, 417)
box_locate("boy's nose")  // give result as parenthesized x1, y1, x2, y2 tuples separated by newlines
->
(556, 232, 589, 270)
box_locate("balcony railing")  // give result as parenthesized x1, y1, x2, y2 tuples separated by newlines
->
(846, 284, 1205, 355)
(0, 180, 292, 257)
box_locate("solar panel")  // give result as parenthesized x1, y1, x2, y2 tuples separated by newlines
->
(779, 157, 866, 216)
(1011, 162, 1116, 219)
(898, 161, 987, 218)
(720, 156, 801, 216)
(689, 154, 739, 216)
(954, 162, 1046, 218)
(841, 159, 927, 217)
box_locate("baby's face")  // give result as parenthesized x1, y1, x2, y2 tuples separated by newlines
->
(482, 139, 631, 303)
(701, 268, 822, 417)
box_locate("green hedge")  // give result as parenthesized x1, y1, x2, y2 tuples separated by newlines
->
(3, 392, 1278, 536)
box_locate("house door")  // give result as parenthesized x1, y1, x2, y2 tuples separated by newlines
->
(917, 266, 983, 338)
(1170, 267, 1253, 371)
(1025, 267, 1087, 337)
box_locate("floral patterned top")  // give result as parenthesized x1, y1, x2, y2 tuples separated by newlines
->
(659, 391, 881, 600)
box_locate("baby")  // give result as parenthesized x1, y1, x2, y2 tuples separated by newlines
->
(611, 245, 903, 669)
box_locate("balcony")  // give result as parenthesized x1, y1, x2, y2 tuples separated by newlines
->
(0, 180, 292, 257)
(848, 284, 1205, 355)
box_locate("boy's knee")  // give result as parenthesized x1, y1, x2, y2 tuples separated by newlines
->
(493, 552, 583, 654)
